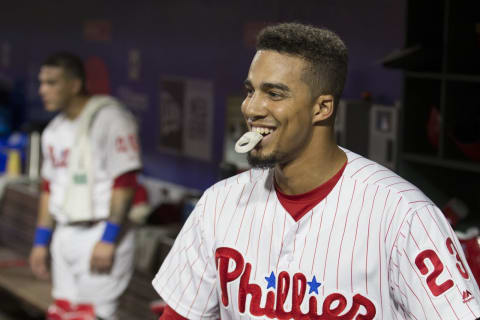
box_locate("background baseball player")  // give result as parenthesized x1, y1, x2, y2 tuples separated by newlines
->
(152, 23, 480, 319)
(29, 52, 142, 320)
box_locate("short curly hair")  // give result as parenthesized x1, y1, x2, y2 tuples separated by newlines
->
(256, 23, 348, 105)
(42, 52, 87, 95)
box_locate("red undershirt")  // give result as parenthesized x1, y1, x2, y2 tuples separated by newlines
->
(274, 161, 347, 222)
(158, 162, 347, 320)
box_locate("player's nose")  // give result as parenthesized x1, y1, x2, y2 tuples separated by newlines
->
(241, 94, 267, 120)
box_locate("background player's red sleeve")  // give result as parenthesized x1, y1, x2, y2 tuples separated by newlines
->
(158, 305, 188, 320)
(112, 170, 138, 189)
(41, 178, 50, 193)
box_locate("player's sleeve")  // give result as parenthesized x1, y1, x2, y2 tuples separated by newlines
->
(391, 204, 480, 319)
(152, 191, 219, 320)
(103, 109, 142, 178)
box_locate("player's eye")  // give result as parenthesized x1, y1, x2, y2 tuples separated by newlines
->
(245, 87, 254, 97)
(268, 91, 283, 100)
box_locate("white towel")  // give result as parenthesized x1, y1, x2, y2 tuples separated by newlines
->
(62, 95, 123, 222)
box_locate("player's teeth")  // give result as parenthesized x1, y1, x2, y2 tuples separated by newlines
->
(252, 127, 273, 135)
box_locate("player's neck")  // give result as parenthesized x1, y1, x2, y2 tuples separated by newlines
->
(274, 136, 346, 195)
(63, 95, 90, 120)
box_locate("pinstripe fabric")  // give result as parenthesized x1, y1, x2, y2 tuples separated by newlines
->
(153, 149, 480, 319)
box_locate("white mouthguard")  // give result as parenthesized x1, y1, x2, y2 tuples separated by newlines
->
(235, 131, 263, 153)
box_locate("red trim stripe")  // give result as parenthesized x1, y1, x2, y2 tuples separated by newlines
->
(350, 163, 374, 178)
(402, 249, 444, 319)
(254, 186, 273, 279)
(445, 295, 460, 320)
(200, 285, 217, 318)
(213, 192, 220, 237)
(362, 169, 389, 183)
(289, 223, 301, 269)
(386, 181, 410, 188)
(311, 199, 328, 274)
(235, 182, 258, 246)
(378, 190, 390, 319)
(245, 205, 257, 256)
(176, 244, 203, 309)
(275, 211, 287, 274)
(165, 234, 202, 295)
(215, 186, 232, 237)
(365, 186, 379, 294)
(322, 176, 344, 295)
(187, 262, 209, 317)
(222, 185, 246, 243)
(351, 185, 368, 292)
(299, 210, 314, 269)
(385, 197, 403, 242)
(337, 180, 356, 289)
(373, 175, 398, 184)
(159, 217, 201, 284)
(398, 271, 428, 320)
(387, 207, 411, 285)
(267, 202, 279, 273)
(398, 188, 417, 194)
(348, 156, 362, 164)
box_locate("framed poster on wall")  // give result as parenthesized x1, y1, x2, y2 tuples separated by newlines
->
(158, 77, 214, 162)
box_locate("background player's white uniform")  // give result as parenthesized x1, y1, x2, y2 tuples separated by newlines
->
(42, 98, 142, 319)
(153, 149, 480, 320)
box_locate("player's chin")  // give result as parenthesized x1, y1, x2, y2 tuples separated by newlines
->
(45, 103, 60, 112)
(247, 151, 277, 169)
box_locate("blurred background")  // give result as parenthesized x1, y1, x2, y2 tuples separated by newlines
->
(0, 0, 478, 319)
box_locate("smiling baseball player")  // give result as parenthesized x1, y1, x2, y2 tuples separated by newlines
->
(152, 23, 480, 320)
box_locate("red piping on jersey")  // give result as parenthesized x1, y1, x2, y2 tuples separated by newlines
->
(275, 161, 347, 222)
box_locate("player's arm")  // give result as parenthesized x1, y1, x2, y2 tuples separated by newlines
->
(152, 189, 221, 318)
(90, 171, 137, 273)
(29, 179, 55, 279)
(392, 204, 480, 319)
(90, 106, 142, 274)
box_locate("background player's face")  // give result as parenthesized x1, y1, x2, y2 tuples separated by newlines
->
(242, 50, 315, 168)
(38, 66, 79, 112)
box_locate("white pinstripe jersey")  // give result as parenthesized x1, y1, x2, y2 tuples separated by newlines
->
(152, 149, 480, 319)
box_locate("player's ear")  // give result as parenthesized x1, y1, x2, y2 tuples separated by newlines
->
(312, 94, 334, 124)
(70, 78, 83, 95)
